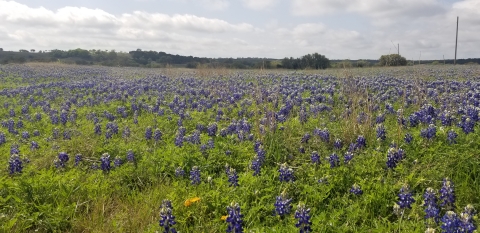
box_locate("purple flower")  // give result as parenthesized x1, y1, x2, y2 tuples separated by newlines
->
(333, 138, 343, 150)
(397, 185, 415, 209)
(226, 202, 243, 233)
(440, 178, 456, 210)
(30, 141, 40, 150)
(344, 152, 354, 164)
(279, 163, 294, 182)
(301, 133, 311, 143)
(114, 156, 122, 167)
(350, 184, 363, 195)
(159, 199, 177, 233)
(227, 168, 239, 187)
(274, 191, 292, 217)
(404, 133, 413, 144)
(295, 203, 312, 233)
(420, 124, 437, 140)
(154, 128, 163, 141)
(127, 150, 135, 162)
(327, 153, 340, 168)
(175, 167, 185, 177)
(356, 135, 366, 149)
(441, 211, 461, 233)
(8, 154, 23, 174)
(74, 154, 82, 166)
(311, 151, 320, 165)
(447, 130, 458, 144)
(423, 188, 440, 223)
(190, 166, 201, 185)
(100, 153, 111, 172)
(250, 157, 261, 176)
(145, 126, 152, 140)
(376, 124, 386, 140)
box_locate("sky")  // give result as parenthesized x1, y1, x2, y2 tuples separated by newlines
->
(0, 0, 478, 60)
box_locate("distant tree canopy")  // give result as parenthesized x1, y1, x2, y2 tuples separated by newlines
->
(379, 54, 407, 66)
(281, 53, 330, 69)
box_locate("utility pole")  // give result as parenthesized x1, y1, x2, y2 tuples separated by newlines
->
(398, 44, 399, 55)
(455, 16, 459, 65)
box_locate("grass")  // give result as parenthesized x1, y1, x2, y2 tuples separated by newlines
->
(0, 63, 479, 232)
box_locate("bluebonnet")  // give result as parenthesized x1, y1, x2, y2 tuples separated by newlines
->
(0, 133, 6, 147)
(328, 153, 340, 168)
(94, 124, 102, 135)
(226, 202, 243, 233)
(441, 211, 460, 233)
(344, 152, 354, 164)
(386, 147, 405, 169)
(440, 111, 454, 126)
(301, 133, 311, 143)
(225, 150, 232, 156)
(207, 122, 218, 136)
(190, 130, 201, 144)
(295, 203, 312, 233)
(74, 154, 82, 166)
(356, 135, 366, 149)
(33, 130, 40, 137)
(420, 124, 437, 140)
(311, 151, 320, 165)
(35, 112, 42, 121)
(350, 184, 363, 195)
(274, 191, 292, 217)
(278, 163, 294, 182)
(423, 188, 440, 223)
(30, 141, 39, 150)
(376, 124, 386, 140)
(154, 128, 163, 141)
(298, 146, 305, 154)
(9, 108, 15, 117)
(21, 131, 30, 139)
(459, 117, 474, 134)
(175, 167, 185, 177)
(100, 153, 111, 172)
(50, 114, 59, 125)
(459, 205, 477, 233)
(114, 156, 122, 167)
(9, 154, 23, 174)
(397, 185, 415, 209)
(63, 130, 71, 140)
(207, 139, 214, 149)
(447, 130, 458, 144)
(159, 199, 177, 233)
(440, 178, 456, 210)
(227, 168, 239, 187)
(60, 110, 68, 125)
(190, 166, 201, 185)
(16, 120, 23, 129)
(333, 138, 342, 150)
(250, 157, 261, 176)
(145, 126, 153, 140)
(376, 114, 386, 124)
(314, 128, 330, 142)
(127, 150, 135, 162)
(10, 144, 20, 155)
(404, 133, 413, 144)
(55, 152, 69, 168)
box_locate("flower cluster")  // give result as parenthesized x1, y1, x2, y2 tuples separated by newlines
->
(159, 199, 177, 233)
(274, 191, 292, 217)
(278, 163, 294, 182)
(226, 202, 243, 233)
(295, 203, 312, 233)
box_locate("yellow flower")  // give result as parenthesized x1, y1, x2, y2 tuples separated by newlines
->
(221, 215, 228, 221)
(184, 197, 201, 207)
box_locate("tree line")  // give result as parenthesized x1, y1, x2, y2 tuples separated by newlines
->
(1, 48, 478, 68)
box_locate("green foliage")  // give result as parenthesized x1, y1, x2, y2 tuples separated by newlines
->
(281, 53, 330, 70)
(379, 54, 407, 66)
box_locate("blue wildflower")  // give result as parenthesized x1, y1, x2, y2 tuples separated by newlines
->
(226, 202, 243, 233)
(327, 153, 340, 168)
(159, 199, 177, 233)
(439, 178, 456, 210)
(311, 151, 320, 165)
(100, 153, 111, 172)
(279, 163, 294, 182)
(190, 166, 201, 185)
(8, 154, 23, 174)
(274, 191, 292, 217)
(397, 185, 415, 209)
(295, 203, 312, 233)
(350, 184, 363, 195)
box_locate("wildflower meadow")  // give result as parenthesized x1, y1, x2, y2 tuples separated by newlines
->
(0, 63, 479, 232)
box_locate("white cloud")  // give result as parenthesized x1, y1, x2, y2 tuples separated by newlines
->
(242, 0, 277, 10)
(292, 0, 446, 20)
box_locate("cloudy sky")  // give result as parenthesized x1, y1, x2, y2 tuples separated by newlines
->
(0, 0, 478, 59)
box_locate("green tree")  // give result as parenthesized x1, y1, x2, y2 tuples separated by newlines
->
(379, 54, 407, 66)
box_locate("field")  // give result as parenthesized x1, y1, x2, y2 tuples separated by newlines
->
(0, 63, 479, 233)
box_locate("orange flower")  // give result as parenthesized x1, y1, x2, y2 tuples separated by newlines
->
(221, 215, 228, 221)
(184, 197, 201, 207)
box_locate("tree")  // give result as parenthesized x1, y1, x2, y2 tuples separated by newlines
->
(0, 48, 3, 52)
(379, 54, 407, 66)
(30, 49, 35, 53)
